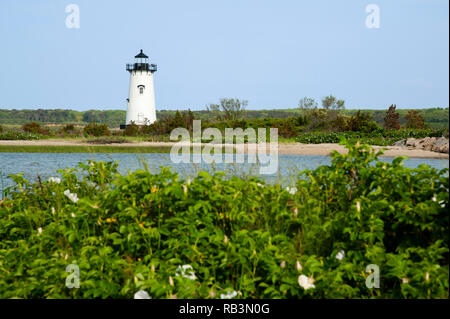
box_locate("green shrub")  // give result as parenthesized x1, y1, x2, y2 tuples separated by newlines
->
(141, 110, 196, 136)
(61, 124, 78, 133)
(0, 142, 447, 299)
(345, 111, 380, 133)
(0, 130, 41, 140)
(56, 124, 81, 137)
(0, 125, 3, 133)
(123, 122, 139, 137)
(83, 122, 110, 137)
(22, 122, 50, 135)
(297, 129, 445, 145)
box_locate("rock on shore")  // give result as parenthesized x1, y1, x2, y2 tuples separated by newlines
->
(394, 137, 449, 154)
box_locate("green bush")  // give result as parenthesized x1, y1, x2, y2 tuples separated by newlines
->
(123, 122, 139, 137)
(0, 130, 41, 140)
(345, 111, 381, 133)
(83, 122, 110, 137)
(22, 122, 50, 135)
(61, 124, 79, 134)
(56, 124, 81, 137)
(0, 142, 448, 298)
(297, 129, 445, 145)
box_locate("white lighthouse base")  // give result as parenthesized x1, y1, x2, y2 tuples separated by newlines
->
(126, 70, 157, 125)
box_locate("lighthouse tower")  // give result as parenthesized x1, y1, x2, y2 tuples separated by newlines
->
(125, 50, 157, 126)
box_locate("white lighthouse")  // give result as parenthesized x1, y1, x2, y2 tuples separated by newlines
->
(124, 49, 157, 126)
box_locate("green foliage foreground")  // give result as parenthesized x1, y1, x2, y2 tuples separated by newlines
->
(0, 142, 448, 298)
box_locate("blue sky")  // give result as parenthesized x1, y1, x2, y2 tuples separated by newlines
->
(0, 0, 448, 111)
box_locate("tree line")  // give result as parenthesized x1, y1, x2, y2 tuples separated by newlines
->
(0, 103, 448, 129)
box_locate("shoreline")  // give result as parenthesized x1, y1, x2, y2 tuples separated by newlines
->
(0, 139, 448, 159)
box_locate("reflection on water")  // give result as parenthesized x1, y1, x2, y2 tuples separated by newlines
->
(0, 152, 448, 193)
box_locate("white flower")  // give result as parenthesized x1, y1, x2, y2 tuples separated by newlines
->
(256, 183, 264, 188)
(280, 261, 286, 269)
(134, 290, 151, 299)
(286, 186, 297, 195)
(37, 227, 42, 236)
(224, 235, 229, 244)
(48, 177, 61, 184)
(71, 213, 76, 218)
(169, 276, 174, 286)
(298, 274, 315, 290)
(293, 207, 298, 218)
(356, 201, 361, 213)
(51, 207, 55, 215)
(296, 261, 302, 272)
(182, 185, 188, 194)
(425, 272, 430, 282)
(64, 254, 69, 260)
(220, 290, 241, 299)
(335, 250, 345, 261)
(432, 195, 437, 202)
(175, 264, 196, 280)
(402, 278, 409, 284)
(64, 190, 79, 203)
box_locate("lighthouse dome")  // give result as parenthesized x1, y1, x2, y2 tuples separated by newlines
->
(135, 49, 148, 59)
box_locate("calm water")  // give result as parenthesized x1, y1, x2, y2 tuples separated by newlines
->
(0, 153, 448, 193)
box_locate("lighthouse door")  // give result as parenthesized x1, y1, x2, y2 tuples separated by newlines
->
(137, 113, 144, 124)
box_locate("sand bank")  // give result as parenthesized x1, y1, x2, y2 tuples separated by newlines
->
(0, 139, 448, 159)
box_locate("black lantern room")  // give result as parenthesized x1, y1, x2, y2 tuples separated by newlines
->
(126, 49, 157, 72)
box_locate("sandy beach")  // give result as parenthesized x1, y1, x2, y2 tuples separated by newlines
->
(0, 139, 448, 159)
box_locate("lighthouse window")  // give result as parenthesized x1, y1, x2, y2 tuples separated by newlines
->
(138, 85, 145, 94)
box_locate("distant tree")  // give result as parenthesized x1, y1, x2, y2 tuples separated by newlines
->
(207, 98, 248, 122)
(183, 109, 195, 131)
(82, 111, 97, 123)
(404, 110, 426, 129)
(172, 111, 185, 128)
(345, 110, 380, 132)
(297, 95, 345, 131)
(298, 97, 318, 126)
(322, 95, 345, 110)
(299, 97, 318, 113)
(383, 104, 400, 130)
